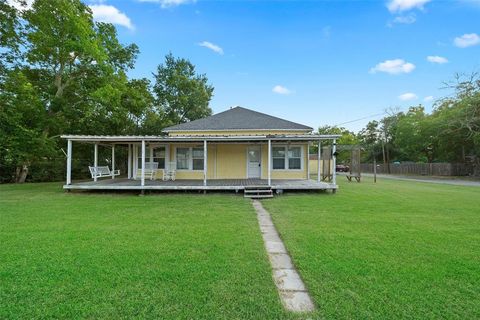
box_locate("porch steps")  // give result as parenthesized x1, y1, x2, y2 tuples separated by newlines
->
(244, 186, 273, 199)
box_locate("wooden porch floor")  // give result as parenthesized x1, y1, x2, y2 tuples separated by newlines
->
(64, 178, 337, 191)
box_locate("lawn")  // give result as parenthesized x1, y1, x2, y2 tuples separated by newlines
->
(263, 177, 480, 319)
(0, 184, 288, 319)
(1, 180, 479, 319)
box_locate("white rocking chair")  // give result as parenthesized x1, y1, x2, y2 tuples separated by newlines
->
(163, 162, 176, 181)
(89, 166, 120, 179)
(135, 162, 158, 180)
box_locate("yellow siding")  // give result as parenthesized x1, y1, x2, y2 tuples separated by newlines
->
(168, 130, 309, 136)
(214, 144, 247, 178)
(165, 142, 309, 180)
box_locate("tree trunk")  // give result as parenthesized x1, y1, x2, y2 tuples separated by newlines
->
(15, 164, 29, 183)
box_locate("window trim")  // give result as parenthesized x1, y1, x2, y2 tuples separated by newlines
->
(270, 145, 304, 171)
(136, 144, 167, 170)
(174, 146, 205, 171)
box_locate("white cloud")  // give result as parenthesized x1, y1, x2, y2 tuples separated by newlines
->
(398, 92, 418, 101)
(138, 0, 195, 9)
(272, 85, 292, 95)
(7, 0, 33, 11)
(427, 55, 448, 64)
(90, 4, 134, 30)
(392, 14, 417, 24)
(424, 95, 434, 102)
(370, 59, 416, 75)
(198, 41, 224, 55)
(454, 33, 480, 48)
(387, 0, 431, 13)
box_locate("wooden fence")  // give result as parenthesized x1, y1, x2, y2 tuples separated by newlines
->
(360, 163, 470, 176)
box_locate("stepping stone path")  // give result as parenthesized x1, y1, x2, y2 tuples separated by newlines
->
(252, 200, 315, 312)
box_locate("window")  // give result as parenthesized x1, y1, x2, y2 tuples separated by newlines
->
(176, 148, 189, 170)
(176, 147, 205, 170)
(271, 145, 303, 170)
(288, 147, 301, 169)
(137, 146, 151, 169)
(272, 147, 286, 169)
(137, 146, 166, 169)
(192, 147, 204, 170)
(153, 147, 166, 169)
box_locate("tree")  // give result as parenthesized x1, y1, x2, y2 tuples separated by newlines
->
(317, 125, 358, 146)
(394, 106, 437, 162)
(0, 70, 55, 182)
(316, 125, 359, 163)
(153, 53, 213, 125)
(0, 0, 22, 71)
(358, 120, 381, 162)
(0, 0, 151, 182)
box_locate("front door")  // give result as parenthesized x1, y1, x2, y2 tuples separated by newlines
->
(247, 146, 261, 178)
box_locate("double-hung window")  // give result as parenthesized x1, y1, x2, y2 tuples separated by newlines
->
(192, 147, 204, 170)
(137, 146, 151, 169)
(288, 147, 302, 169)
(271, 145, 302, 170)
(176, 147, 205, 170)
(153, 146, 166, 169)
(176, 148, 190, 170)
(137, 146, 166, 169)
(272, 147, 286, 169)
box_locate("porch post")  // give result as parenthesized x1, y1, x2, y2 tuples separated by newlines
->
(94, 143, 98, 182)
(141, 140, 146, 187)
(203, 140, 207, 186)
(111, 145, 115, 179)
(127, 144, 132, 179)
(306, 142, 310, 180)
(332, 139, 337, 185)
(317, 140, 321, 182)
(267, 139, 271, 186)
(66, 139, 72, 185)
(133, 144, 137, 179)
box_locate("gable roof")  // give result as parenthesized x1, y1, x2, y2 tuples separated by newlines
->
(163, 107, 313, 132)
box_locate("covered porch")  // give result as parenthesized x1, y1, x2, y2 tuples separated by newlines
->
(61, 134, 340, 193)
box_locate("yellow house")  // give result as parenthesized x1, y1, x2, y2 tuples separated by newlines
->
(62, 107, 340, 196)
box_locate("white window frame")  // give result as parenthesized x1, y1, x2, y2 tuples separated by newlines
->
(136, 144, 167, 169)
(174, 146, 205, 171)
(271, 145, 304, 171)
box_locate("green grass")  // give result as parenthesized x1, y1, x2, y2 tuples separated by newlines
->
(263, 177, 480, 319)
(2, 180, 479, 319)
(0, 184, 288, 319)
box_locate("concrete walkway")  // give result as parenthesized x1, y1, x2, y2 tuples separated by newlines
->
(252, 200, 315, 312)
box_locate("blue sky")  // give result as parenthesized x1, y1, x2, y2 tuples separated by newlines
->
(87, 0, 480, 132)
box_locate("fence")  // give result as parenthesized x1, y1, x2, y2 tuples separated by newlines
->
(360, 163, 470, 176)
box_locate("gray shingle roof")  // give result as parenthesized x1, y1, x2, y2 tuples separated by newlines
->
(163, 107, 313, 132)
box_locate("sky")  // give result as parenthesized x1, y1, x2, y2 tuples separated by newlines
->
(33, 0, 480, 131)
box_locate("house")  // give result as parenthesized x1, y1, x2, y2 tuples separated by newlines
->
(62, 107, 340, 195)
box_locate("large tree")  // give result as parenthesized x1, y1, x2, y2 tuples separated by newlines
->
(0, 0, 153, 182)
(153, 53, 213, 126)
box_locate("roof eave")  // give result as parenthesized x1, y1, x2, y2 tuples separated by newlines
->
(162, 128, 313, 133)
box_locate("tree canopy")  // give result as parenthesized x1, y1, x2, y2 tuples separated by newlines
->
(0, 0, 214, 182)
